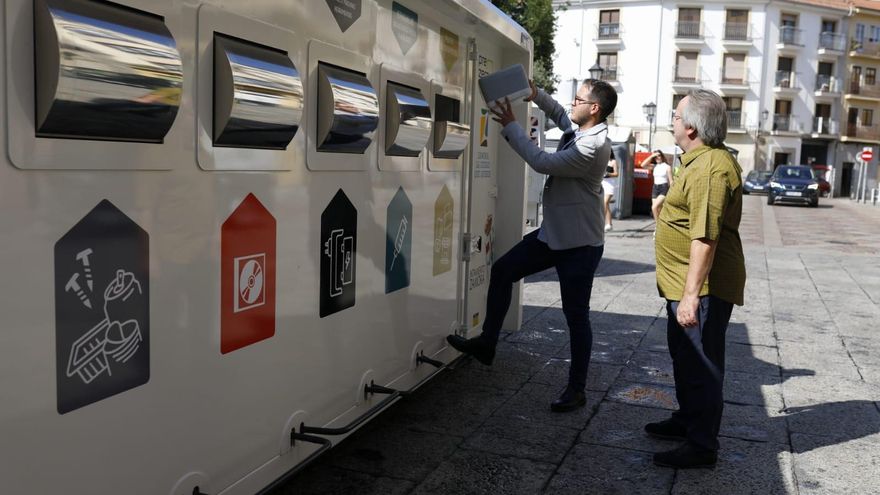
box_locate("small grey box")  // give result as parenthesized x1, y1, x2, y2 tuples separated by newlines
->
(478, 64, 531, 107)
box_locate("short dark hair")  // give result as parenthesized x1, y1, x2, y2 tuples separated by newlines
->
(582, 79, 618, 122)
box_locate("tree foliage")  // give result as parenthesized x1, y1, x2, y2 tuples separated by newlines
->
(491, 0, 562, 94)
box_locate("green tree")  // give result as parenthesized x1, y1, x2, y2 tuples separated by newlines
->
(491, 0, 563, 94)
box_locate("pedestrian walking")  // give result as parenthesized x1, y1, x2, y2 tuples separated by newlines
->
(447, 78, 617, 412)
(602, 151, 618, 232)
(641, 150, 674, 235)
(647, 89, 746, 468)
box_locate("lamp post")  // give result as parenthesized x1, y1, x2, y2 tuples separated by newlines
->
(755, 109, 770, 170)
(588, 63, 604, 81)
(642, 102, 657, 151)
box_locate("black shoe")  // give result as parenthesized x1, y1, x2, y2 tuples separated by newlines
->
(644, 419, 687, 441)
(446, 335, 495, 365)
(653, 442, 717, 469)
(550, 386, 586, 412)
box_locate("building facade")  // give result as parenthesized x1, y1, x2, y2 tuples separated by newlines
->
(552, 0, 879, 196)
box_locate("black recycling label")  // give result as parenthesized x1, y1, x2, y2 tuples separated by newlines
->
(320, 189, 357, 317)
(385, 187, 412, 293)
(55, 200, 149, 414)
(326, 0, 362, 32)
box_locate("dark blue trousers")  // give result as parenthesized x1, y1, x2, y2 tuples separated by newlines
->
(667, 295, 734, 451)
(481, 230, 604, 391)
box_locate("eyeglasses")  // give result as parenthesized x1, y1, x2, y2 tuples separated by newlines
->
(573, 96, 599, 107)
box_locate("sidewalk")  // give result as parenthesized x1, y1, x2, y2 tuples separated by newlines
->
(274, 204, 880, 495)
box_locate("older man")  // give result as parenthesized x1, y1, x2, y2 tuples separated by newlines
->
(447, 79, 617, 412)
(647, 90, 746, 468)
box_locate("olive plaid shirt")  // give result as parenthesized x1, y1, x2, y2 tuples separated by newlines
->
(655, 145, 746, 305)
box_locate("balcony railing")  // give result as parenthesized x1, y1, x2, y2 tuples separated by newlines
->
(849, 77, 880, 98)
(812, 117, 839, 135)
(850, 38, 880, 58)
(846, 123, 880, 140)
(727, 110, 744, 129)
(773, 114, 798, 132)
(815, 74, 840, 93)
(673, 65, 701, 84)
(779, 26, 802, 46)
(818, 32, 846, 52)
(723, 22, 750, 41)
(597, 67, 620, 82)
(774, 70, 797, 89)
(597, 22, 621, 40)
(675, 21, 703, 39)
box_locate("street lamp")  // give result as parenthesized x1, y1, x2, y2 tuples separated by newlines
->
(754, 109, 770, 170)
(642, 102, 657, 151)
(588, 63, 604, 81)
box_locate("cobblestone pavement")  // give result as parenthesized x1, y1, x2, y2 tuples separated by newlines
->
(273, 196, 880, 495)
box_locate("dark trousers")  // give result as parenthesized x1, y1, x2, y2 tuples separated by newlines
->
(667, 295, 734, 451)
(482, 230, 603, 391)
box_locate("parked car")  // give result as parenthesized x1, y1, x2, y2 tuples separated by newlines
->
(767, 165, 820, 207)
(743, 170, 772, 194)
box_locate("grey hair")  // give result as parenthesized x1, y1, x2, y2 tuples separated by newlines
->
(682, 89, 727, 147)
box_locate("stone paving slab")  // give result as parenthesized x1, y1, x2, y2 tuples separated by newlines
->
(725, 342, 781, 377)
(780, 374, 880, 408)
(411, 450, 556, 495)
(460, 415, 580, 464)
(617, 350, 676, 387)
(546, 443, 675, 495)
(491, 382, 603, 429)
(792, 432, 880, 494)
(672, 438, 796, 495)
(783, 400, 880, 443)
(529, 359, 622, 393)
(274, 465, 415, 495)
(720, 403, 788, 444)
(724, 370, 785, 409)
(578, 401, 675, 453)
(326, 423, 462, 481)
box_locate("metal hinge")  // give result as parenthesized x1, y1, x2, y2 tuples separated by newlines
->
(461, 233, 472, 262)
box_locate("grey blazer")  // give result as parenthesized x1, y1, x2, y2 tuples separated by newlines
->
(501, 89, 610, 250)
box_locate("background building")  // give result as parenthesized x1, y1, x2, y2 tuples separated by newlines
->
(552, 0, 880, 196)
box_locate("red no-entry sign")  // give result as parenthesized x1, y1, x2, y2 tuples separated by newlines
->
(861, 150, 874, 162)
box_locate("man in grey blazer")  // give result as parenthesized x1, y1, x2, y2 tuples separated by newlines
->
(448, 79, 617, 412)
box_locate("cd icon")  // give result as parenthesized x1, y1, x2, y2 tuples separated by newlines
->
(234, 254, 266, 312)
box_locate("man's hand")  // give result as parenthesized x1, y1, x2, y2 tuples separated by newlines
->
(525, 80, 537, 102)
(489, 97, 516, 127)
(676, 294, 700, 327)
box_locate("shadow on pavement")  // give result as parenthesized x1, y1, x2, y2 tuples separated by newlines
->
(271, 310, 880, 494)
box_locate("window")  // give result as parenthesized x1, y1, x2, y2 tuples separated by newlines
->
(818, 62, 833, 76)
(871, 25, 880, 42)
(815, 103, 832, 133)
(723, 97, 743, 128)
(780, 13, 798, 45)
(815, 104, 831, 118)
(867, 68, 877, 85)
(723, 53, 746, 83)
(855, 24, 866, 43)
(675, 52, 699, 82)
(774, 99, 792, 131)
(597, 53, 618, 80)
(862, 109, 874, 126)
(677, 8, 701, 38)
(776, 57, 794, 87)
(598, 10, 620, 39)
(670, 94, 686, 123)
(725, 10, 749, 40)
(821, 20, 836, 33)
